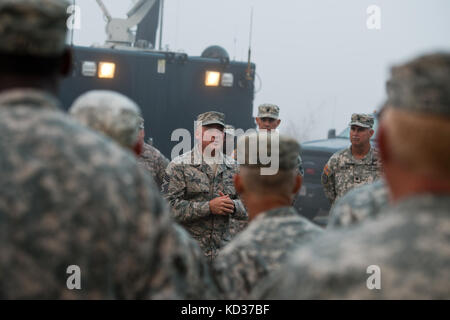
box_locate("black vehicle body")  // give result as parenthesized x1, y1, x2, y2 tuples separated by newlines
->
(58, 46, 256, 158)
(294, 119, 378, 225)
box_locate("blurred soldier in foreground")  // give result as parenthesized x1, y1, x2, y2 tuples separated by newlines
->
(256, 103, 304, 177)
(327, 179, 389, 229)
(0, 0, 216, 299)
(213, 132, 322, 299)
(138, 118, 170, 190)
(321, 113, 382, 204)
(252, 53, 450, 299)
(163, 111, 247, 262)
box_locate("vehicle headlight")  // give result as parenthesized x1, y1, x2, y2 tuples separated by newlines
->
(98, 62, 116, 79)
(221, 73, 234, 87)
(205, 71, 220, 86)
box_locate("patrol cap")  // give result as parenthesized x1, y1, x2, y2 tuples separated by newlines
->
(257, 103, 280, 119)
(237, 132, 301, 171)
(69, 90, 142, 150)
(0, 0, 69, 57)
(197, 111, 225, 127)
(385, 53, 450, 117)
(349, 113, 374, 128)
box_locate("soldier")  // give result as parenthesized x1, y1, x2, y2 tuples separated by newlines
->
(256, 103, 304, 176)
(252, 53, 450, 299)
(0, 0, 217, 299)
(327, 179, 389, 229)
(213, 132, 322, 299)
(163, 111, 247, 262)
(138, 117, 170, 190)
(321, 113, 382, 204)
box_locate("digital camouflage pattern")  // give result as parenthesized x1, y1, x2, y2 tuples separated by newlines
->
(197, 111, 225, 127)
(0, 89, 216, 299)
(349, 113, 375, 128)
(257, 103, 280, 119)
(386, 53, 450, 117)
(0, 0, 69, 56)
(163, 146, 247, 262)
(327, 179, 389, 229)
(252, 195, 450, 299)
(214, 206, 322, 299)
(321, 146, 382, 204)
(170, 223, 221, 299)
(70, 90, 142, 151)
(138, 142, 169, 190)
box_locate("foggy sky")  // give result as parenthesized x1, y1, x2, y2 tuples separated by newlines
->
(72, 0, 450, 141)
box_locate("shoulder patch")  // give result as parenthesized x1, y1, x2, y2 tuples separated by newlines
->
(323, 164, 331, 176)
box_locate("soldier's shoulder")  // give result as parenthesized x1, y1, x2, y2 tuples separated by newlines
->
(224, 154, 238, 168)
(327, 148, 350, 165)
(170, 150, 194, 165)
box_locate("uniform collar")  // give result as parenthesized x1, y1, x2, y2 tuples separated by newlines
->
(255, 206, 298, 221)
(347, 145, 375, 163)
(0, 88, 60, 111)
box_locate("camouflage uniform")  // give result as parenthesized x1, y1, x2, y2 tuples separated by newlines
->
(163, 112, 247, 262)
(138, 142, 170, 190)
(327, 179, 389, 229)
(214, 206, 322, 299)
(252, 53, 450, 300)
(322, 114, 382, 204)
(252, 195, 450, 299)
(0, 0, 218, 299)
(213, 133, 322, 299)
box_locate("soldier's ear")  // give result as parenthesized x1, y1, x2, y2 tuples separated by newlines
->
(369, 128, 375, 138)
(233, 174, 244, 195)
(133, 139, 144, 156)
(276, 119, 281, 127)
(377, 124, 390, 165)
(293, 175, 302, 195)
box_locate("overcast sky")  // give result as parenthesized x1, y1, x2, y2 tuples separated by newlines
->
(72, 0, 450, 141)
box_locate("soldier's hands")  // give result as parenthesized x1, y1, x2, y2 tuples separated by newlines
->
(210, 193, 235, 215)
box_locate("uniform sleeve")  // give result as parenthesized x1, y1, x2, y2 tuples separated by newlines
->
(321, 157, 336, 204)
(163, 162, 211, 223)
(231, 199, 248, 220)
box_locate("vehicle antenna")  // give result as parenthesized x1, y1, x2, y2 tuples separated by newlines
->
(246, 6, 254, 81)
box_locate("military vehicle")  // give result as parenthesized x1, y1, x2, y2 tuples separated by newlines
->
(58, 0, 256, 158)
(294, 116, 379, 225)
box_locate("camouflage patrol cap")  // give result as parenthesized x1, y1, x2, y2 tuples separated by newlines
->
(197, 111, 225, 127)
(385, 53, 450, 117)
(257, 103, 280, 119)
(349, 113, 374, 128)
(237, 132, 301, 171)
(0, 0, 69, 57)
(70, 90, 142, 150)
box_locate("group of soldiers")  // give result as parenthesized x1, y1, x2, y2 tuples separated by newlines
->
(0, 0, 448, 299)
